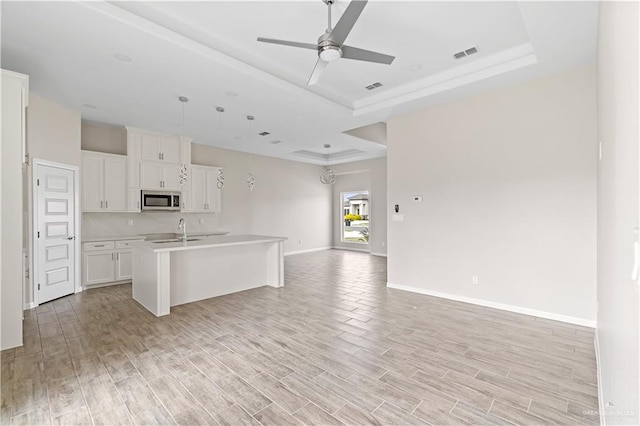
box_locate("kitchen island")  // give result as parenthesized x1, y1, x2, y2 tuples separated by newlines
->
(132, 234, 286, 316)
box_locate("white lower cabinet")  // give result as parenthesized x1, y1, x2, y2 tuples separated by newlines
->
(82, 239, 143, 287)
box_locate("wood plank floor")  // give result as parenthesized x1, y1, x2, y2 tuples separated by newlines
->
(1, 249, 599, 425)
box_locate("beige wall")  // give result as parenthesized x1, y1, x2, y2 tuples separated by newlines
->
(25, 93, 81, 307)
(81, 121, 126, 155)
(28, 93, 81, 166)
(332, 158, 387, 255)
(387, 65, 597, 323)
(192, 144, 333, 254)
(596, 1, 639, 423)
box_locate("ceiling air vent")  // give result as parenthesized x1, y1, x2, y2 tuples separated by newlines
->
(258, 131, 270, 136)
(453, 46, 479, 59)
(365, 82, 383, 90)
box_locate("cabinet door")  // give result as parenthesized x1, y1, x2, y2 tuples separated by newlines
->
(162, 164, 182, 190)
(140, 161, 162, 189)
(128, 188, 141, 212)
(160, 136, 181, 163)
(115, 250, 133, 281)
(140, 134, 162, 161)
(103, 157, 127, 211)
(205, 168, 220, 212)
(190, 166, 207, 212)
(84, 251, 115, 285)
(82, 154, 104, 211)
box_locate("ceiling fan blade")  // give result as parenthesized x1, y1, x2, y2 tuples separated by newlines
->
(328, 0, 368, 46)
(257, 37, 317, 50)
(341, 45, 395, 64)
(308, 58, 328, 85)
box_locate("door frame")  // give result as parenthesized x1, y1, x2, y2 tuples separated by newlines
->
(32, 158, 81, 306)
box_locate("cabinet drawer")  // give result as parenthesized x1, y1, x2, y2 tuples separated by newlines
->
(83, 241, 115, 251)
(116, 240, 143, 249)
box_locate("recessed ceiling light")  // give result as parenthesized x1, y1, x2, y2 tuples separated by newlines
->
(83, 104, 97, 109)
(215, 106, 225, 112)
(270, 140, 282, 145)
(113, 53, 132, 62)
(258, 131, 270, 136)
(409, 64, 422, 71)
(226, 91, 239, 97)
(247, 115, 255, 121)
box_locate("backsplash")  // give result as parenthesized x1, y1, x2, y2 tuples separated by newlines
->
(82, 212, 223, 239)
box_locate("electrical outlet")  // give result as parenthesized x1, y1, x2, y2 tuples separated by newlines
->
(472, 275, 479, 285)
(127, 219, 133, 226)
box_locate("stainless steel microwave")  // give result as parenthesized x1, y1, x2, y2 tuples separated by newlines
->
(141, 190, 181, 212)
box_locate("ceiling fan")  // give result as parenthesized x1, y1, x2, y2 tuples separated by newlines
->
(257, 0, 395, 85)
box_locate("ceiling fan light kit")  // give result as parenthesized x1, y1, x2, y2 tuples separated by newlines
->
(257, 0, 395, 85)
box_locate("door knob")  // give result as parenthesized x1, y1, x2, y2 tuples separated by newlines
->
(67, 236, 75, 240)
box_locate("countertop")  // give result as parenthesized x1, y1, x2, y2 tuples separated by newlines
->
(83, 231, 229, 243)
(135, 234, 287, 253)
(83, 235, 144, 242)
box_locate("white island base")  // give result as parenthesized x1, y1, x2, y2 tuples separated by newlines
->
(132, 235, 286, 316)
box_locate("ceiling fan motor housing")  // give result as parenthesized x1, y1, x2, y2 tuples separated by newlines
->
(317, 33, 342, 62)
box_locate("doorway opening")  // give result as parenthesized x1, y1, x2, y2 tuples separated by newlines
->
(341, 191, 369, 244)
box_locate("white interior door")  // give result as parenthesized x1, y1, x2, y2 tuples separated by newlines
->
(37, 164, 76, 303)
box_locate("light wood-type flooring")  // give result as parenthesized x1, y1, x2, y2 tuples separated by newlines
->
(1, 249, 599, 425)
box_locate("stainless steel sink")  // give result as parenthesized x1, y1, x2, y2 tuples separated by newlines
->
(151, 238, 202, 244)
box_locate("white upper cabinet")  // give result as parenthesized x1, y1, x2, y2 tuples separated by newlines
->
(189, 165, 221, 213)
(126, 127, 192, 200)
(140, 133, 180, 163)
(81, 151, 127, 212)
(140, 162, 181, 191)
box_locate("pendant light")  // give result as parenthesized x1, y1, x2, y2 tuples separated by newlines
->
(215, 106, 225, 189)
(320, 144, 337, 185)
(178, 96, 189, 186)
(246, 115, 256, 191)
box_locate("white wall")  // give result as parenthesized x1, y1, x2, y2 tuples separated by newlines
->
(387, 65, 597, 324)
(1, 70, 28, 350)
(331, 158, 387, 255)
(25, 93, 81, 308)
(596, 1, 639, 424)
(80, 130, 333, 255)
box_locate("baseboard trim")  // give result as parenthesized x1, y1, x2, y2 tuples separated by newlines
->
(595, 331, 606, 426)
(23, 302, 37, 310)
(284, 247, 332, 256)
(370, 252, 387, 257)
(332, 246, 370, 253)
(386, 282, 596, 328)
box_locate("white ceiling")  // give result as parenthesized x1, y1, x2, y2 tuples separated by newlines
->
(1, 1, 598, 165)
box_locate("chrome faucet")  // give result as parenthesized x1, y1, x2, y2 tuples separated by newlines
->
(178, 218, 187, 242)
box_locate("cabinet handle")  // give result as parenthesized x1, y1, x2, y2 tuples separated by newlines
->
(112, 253, 114, 261)
(105, 200, 108, 209)
(100, 200, 103, 208)
(116, 252, 119, 260)
(95, 244, 105, 247)
(158, 153, 161, 160)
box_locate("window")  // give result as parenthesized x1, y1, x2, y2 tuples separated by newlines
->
(341, 191, 369, 244)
